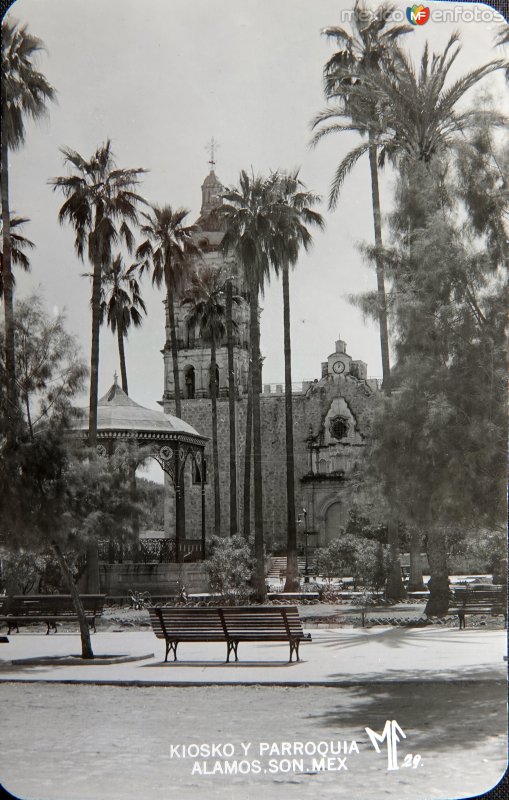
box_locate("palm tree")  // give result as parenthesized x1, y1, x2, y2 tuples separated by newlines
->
(311, 3, 412, 600)
(182, 265, 239, 536)
(0, 215, 34, 297)
(51, 141, 146, 446)
(136, 205, 199, 559)
(100, 254, 146, 395)
(495, 25, 509, 82)
(1, 18, 55, 429)
(364, 33, 506, 164)
(220, 171, 276, 601)
(136, 205, 199, 418)
(268, 171, 324, 591)
(311, 1, 412, 399)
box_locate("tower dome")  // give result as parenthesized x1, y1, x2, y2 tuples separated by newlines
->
(201, 169, 223, 216)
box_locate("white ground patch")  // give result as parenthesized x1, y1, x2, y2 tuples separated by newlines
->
(0, 682, 506, 800)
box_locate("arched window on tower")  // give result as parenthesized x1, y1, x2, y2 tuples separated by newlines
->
(184, 365, 195, 399)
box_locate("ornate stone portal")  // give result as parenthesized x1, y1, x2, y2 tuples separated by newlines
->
(70, 381, 208, 560)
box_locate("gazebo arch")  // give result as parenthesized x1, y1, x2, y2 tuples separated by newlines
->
(69, 380, 208, 561)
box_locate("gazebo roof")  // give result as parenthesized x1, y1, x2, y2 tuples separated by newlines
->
(70, 382, 205, 441)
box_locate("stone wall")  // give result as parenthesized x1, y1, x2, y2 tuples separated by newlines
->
(163, 366, 379, 550)
(99, 563, 210, 597)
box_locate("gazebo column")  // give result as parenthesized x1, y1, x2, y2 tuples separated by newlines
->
(175, 476, 182, 563)
(163, 475, 175, 538)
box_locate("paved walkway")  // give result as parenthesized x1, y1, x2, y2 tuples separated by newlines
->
(1, 626, 506, 800)
(0, 626, 505, 685)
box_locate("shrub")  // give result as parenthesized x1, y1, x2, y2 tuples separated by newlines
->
(207, 535, 253, 604)
(355, 540, 390, 593)
(315, 536, 390, 592)
(0, 550, 81, 594)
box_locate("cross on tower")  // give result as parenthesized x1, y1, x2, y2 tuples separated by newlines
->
(206, 137, 219, 170)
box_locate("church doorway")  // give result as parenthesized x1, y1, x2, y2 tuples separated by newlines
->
(324, 502, 347, 545)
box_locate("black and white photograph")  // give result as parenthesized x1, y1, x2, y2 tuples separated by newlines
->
(0, 0, 507, 798)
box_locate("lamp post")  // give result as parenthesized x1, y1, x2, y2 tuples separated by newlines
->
(302, 507, 309, 583)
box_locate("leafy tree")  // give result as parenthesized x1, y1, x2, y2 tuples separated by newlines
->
(267, 170, 324, 591)
(50, 141, 146, 446)
(100, 254, 146, 395)
(1, 18, 55, 431)
(1, 295, 87, 439)
(0, 306, 140, 657)
(0, 430, 141, 657)
(136, 478, 165, 531)
(369, 142, 507, 615)
(0, 214, 34, 297)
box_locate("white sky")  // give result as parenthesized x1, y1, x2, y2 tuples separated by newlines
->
(6, 0, 508, 413)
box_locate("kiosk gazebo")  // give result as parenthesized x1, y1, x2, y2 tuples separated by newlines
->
(70, 380, 208, 561)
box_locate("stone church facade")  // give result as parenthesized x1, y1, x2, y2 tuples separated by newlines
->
(161, 166, 381, 552)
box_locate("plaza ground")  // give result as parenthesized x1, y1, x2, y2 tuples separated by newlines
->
(0, 621, 506, 800)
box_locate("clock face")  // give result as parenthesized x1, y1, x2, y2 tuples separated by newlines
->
(332, 360, 345, 375)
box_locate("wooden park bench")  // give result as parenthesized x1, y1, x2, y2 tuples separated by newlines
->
(450, 585, 507, 629)
(0, 594, 106, 635)
(149, 605, 311, 663)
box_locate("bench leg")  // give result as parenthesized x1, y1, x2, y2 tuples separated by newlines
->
(458, 611, 465, 630)
(7, 622, 19, 635)
(289, 640, 300, 663)
(226, 640, 239, 663)
(165, 641, 178, 662)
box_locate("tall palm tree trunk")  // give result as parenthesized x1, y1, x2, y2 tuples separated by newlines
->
(368, 134, 405, 601)
(117, 327, 128, 394)
(89, 256, 102, 447)
(1, 106, 17, 438)
(167, 285, 182, 418)
(167, 284, 185, 558)
(249, 277, 266, 602)
(85, 254, 103, 594)
(243, 359, 253, 541)
(210, 336, 221, 535)
(226, 280, 238, 535)
(282, 263, 299, 592)
(408, 528, 425, 592)
(367, 133, 391, 398)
